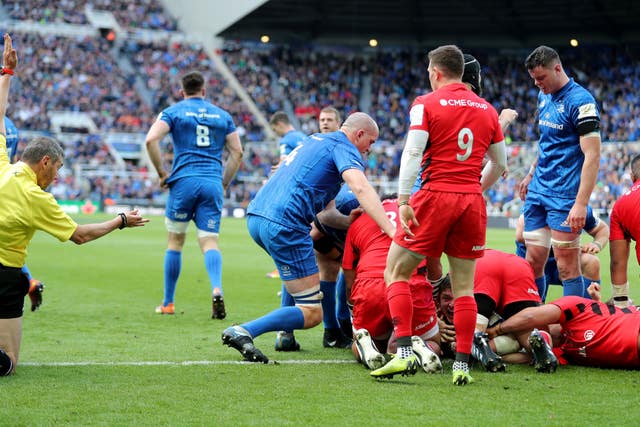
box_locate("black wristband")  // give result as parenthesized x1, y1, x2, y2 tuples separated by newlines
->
(398, 200, 409, 207)
(118, 212, 127, 229)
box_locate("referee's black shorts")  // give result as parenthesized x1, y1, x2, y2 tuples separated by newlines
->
(0, 264, 29, 318)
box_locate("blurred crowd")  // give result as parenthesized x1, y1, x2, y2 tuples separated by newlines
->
(3, 0, 177, 30)
(4, 1, 640, 215)
(9, 32, 151, 133)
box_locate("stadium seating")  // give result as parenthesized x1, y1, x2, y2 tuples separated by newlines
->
(5, 1, 639, 214)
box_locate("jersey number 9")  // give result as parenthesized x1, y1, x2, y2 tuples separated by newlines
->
(456, 128, 473, 162)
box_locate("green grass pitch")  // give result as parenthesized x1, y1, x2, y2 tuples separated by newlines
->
(2, 215, 639, 426)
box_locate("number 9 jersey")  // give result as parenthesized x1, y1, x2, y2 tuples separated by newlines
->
(409, 82, 504, 194)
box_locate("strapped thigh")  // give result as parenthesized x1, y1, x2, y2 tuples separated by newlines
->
(291, 285, 323, 306)
(523, 227, 551, 248)
(550, 236, 581, 249)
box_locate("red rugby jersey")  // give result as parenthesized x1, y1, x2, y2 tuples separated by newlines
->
(409, 83, 504, 193)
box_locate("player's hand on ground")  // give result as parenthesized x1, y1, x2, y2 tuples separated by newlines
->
(28, 279, 44, 312)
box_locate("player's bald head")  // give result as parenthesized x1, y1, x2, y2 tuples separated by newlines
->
(340, 112, 379, 154)
(341, 112, 378, 136)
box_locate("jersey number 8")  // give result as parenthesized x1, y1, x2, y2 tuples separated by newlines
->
(196, 124, 211, 147)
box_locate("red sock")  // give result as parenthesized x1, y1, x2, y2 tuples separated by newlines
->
(386, 281, 413, 339)
(453, 295, 477, 355)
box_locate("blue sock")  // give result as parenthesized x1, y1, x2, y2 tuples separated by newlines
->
(562, 276, 585, 297)
(21, 264, 33, 281)
(204, 249, 223, 296)
(582, 278, 600, 299)
(280, 283, 294, 307)
(163, 249, 181, 306)
(320, 280, 339, 329)
(535, 276, 547, 302)
(242, 306, 305, 338)
(335, 272, 350, 322)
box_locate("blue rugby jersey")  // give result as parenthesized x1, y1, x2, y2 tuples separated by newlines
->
(248, 131, 365, 233)
(158, 97, 236, 185)
(5, 117, 19, 161)
(279, 129, 306, 157)
(529, 78, 600, 199)
(334, 184, 358, 215)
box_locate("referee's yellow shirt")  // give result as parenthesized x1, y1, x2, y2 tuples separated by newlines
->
(0, 134, 77, 267)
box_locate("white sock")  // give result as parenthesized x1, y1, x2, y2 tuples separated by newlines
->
(398, 345, 413, 359)
(453, 360, 469, 373)
(612, 282, 629, 307)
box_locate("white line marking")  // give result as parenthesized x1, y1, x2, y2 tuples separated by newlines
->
(20, 359, 358, 367)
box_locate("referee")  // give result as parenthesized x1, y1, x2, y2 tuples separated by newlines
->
(0, 34, 149, 375)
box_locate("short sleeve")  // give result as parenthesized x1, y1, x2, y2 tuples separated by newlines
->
(31, 190, 78, 242)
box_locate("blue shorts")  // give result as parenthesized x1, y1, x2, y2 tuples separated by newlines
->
(247, 215, 318, 281)
(166, 177, 223, 233)
(523, 191, 574, 233)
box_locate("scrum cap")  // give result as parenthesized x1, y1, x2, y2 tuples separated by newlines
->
(462, 54, 482, 96)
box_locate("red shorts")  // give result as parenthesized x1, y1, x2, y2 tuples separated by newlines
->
(474, 272, 541, 311)
(474, 251, 541, 311)
(395, 190, 487, 259)
(351, 275, 438, 340)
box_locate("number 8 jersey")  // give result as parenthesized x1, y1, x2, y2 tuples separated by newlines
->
(409, 82, 504, 194)
(159, 97, 236, 186)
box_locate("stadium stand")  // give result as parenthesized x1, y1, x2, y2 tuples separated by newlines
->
(3, 0, 639, 216)
(3, 0, 177, 30)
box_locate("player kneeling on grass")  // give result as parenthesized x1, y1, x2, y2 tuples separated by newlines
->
(221, 112, 395, 364)
(472, 249, 554, 372)
(0, 32, 149, 376)
(487, 283, 640, 370)
(436, 263, 556, 373)
(342, 198, 442, 377)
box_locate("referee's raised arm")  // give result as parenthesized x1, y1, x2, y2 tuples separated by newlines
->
(0, 33, 17, 138)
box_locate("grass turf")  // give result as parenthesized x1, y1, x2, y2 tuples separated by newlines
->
(3, 215, 639, 426)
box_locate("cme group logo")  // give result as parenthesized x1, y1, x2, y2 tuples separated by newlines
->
(440, 99, 448, 106)
(584, 330, 595, 341)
